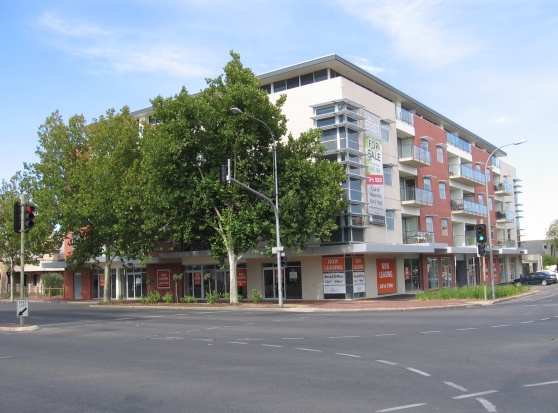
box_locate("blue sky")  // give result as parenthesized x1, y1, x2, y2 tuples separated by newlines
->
(1, 0, 556, 240)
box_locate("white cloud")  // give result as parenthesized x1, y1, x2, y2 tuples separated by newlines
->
(337, 0, 478, 67)
(347, 55, 385, 75)
(35, 10, 214, 79)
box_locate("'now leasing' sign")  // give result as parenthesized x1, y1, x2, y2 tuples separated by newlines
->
(322, 257, 345, 294)
(376, 259, 396, 295)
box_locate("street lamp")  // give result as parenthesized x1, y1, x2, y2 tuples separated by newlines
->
(485, 139, 526, 299)
(230, 107, 283, 308)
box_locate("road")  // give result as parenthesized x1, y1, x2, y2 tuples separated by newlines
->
(1, 287, 557, 413)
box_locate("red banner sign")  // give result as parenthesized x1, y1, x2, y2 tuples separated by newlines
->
(376, 259, 396, 295)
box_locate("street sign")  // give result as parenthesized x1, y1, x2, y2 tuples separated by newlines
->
(17, 299, 29, 317)
(272, 246, 284, 253)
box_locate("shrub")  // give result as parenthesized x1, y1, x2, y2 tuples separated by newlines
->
(146, 290, 161, 304)
(180, 296, 198, 303)
(138, 295, 148, 304)
(205, 290, 220, 304)
(250, 289, 262, 303)
(42, 273, 64, 289)
(162, 292, 173, 304)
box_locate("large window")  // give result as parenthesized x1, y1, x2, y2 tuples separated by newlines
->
(426, 216, 434, 233)
(439, 182, 446, 199)
(386, 210, 395, 230)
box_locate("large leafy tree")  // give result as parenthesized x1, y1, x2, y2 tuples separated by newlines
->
(141, 51, 347, 303)
(27, 108, 154, 302)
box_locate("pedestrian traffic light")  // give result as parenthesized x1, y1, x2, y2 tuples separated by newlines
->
(281, 253, 287, 267)
(24, 204, 35, 230)
(477, 243, 486, 256)
(475, 224, 487, 244)
(13, 202, 21, 233)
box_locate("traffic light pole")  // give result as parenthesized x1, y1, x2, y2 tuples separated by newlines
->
(19, 194, 26, 326)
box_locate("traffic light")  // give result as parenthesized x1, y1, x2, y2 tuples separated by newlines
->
(477, 243, 486, 256)
(475, 224, 487, 244)
(281, 253, 287, 267)
(219, 164, 229, 185)
(13, 202, 21, 233)
(24, 204, 35, 230)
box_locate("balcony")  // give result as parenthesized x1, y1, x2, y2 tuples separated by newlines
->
(398, 144, 431, 167)
(403, 230, 435, 244)
(453, 234, 477, 247)
(401, 187, 434, 207)
(496, 210, 515, 223)
(451, 198, 488, 217)
(498, 239, 517, 248)
(494, 182, 513, 196)
(449, 164, 486, 186)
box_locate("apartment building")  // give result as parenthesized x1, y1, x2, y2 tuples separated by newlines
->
(56, 54, 524, 301)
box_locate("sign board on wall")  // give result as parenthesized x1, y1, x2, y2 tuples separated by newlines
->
(237, 269, 247, 287)
(322, 257, 346, 294)
(364, 110, 385, 226)
(352, 256, 366, 293)
(157, 269, 171, 289)
(376, 258, 396, 294)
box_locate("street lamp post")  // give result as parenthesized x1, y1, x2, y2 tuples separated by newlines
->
(230, 107, 283, 308)
(484, 140, 526, 299)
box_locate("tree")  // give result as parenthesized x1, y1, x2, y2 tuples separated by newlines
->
(141, 51, 346, 303)
(546, 220, 558, 263)
(27, 108, 155, 302)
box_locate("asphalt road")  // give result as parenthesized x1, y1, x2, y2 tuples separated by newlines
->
(1, 287, 557, 413)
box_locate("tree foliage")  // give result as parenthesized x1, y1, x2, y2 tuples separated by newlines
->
(141, 51, 346, 303)
(27, 107, 154, 301)
(546, 219, 558, 251)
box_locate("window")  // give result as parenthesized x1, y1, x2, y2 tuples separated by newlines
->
(439, 182, 446, 199)
(314, 69, 328, 82)
(441, 219, 449, 236)
(426, 216, 434, 233)
(424, 177, 432, 192)
(317, 117, 336, 127)
(479, 194, 485, 205)
(286, 77, 300, 89)
(421, 139, 428, 151)
(381, 122, 390, 142)
(316, 106, 335, 115)
(301, 73, 314, 86)
(273, 80, 286, 92)
(383, 166, 393, 186)
(437, 146, 444, 163)
(386, 210, 395, 230)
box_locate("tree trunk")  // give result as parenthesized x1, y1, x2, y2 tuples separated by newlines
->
(103, 258, 111, 303)
(228, 249, 238, 304)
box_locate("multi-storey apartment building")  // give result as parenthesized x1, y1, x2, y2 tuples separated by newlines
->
(48, 54, 525, 301)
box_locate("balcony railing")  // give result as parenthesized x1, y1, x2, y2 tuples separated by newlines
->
(498, 239, 517, 248)
(396, 106, 414, 125)
(400, 187, 434, 207)
(403, 230, 435, 244)
(446, 131, 471, 153)
(496, 210, 515, 222)
(451, 198, 488, 217)
(398, 144, 431, 167)
(453, 234, 477, 247)
(449, 164, 486, 186)
(494, 182, 513, 195)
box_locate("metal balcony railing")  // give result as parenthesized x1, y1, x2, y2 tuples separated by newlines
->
(398, 144, 431, 165)
(403, 230, 434, 244)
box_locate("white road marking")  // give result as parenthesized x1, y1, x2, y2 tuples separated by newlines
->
(237, 338, 263, 341)
(192, 338, 214, 341)
(490, 325, 509, 328)
(520, 321, 535, 324)
(229, 341, 247, 345)
(0, 356, 13, 359)
(453, 390, 497, 399)
(375, 334, 397, 337)
(523, 380, 558, 387)
(444, 381, 468, 392)
(335, 353, 361, 358)
(261, 344, 283, 348)
(476, 398, 497, 412)
(330, 335, 361, 339)
(540, 318, 551, 321)
(282, 337, 305, 340)
(376, 360, 398, 365)
(419, 331, 441, 334)
(457, 328, 477, 331)
(375, 403, 426, 412)
(406, 368, 430, 377)
(296, 348, 321, 352)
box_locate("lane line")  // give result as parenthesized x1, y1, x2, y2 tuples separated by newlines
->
(419, 331, 441, 334)
(444, 381, 468, 392)
(375, 403, 426, 412)
(457, 328, 477, 331)
(375, 334, 397, 337)
(261, 344, 283, 348)
(523, 380, 558, 387)
(376, 360, 398, 365)
(490, 325, 509, 328)
(296, 348, 321, 352)
(476, 398, 497, 412)
(330, 335, 361, 339)
(453, 390, 497, 399)
(406, 367, 430, 377)
(335, 353, 361, 358)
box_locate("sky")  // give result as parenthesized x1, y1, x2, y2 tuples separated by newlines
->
(1, 0, 556, 240)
